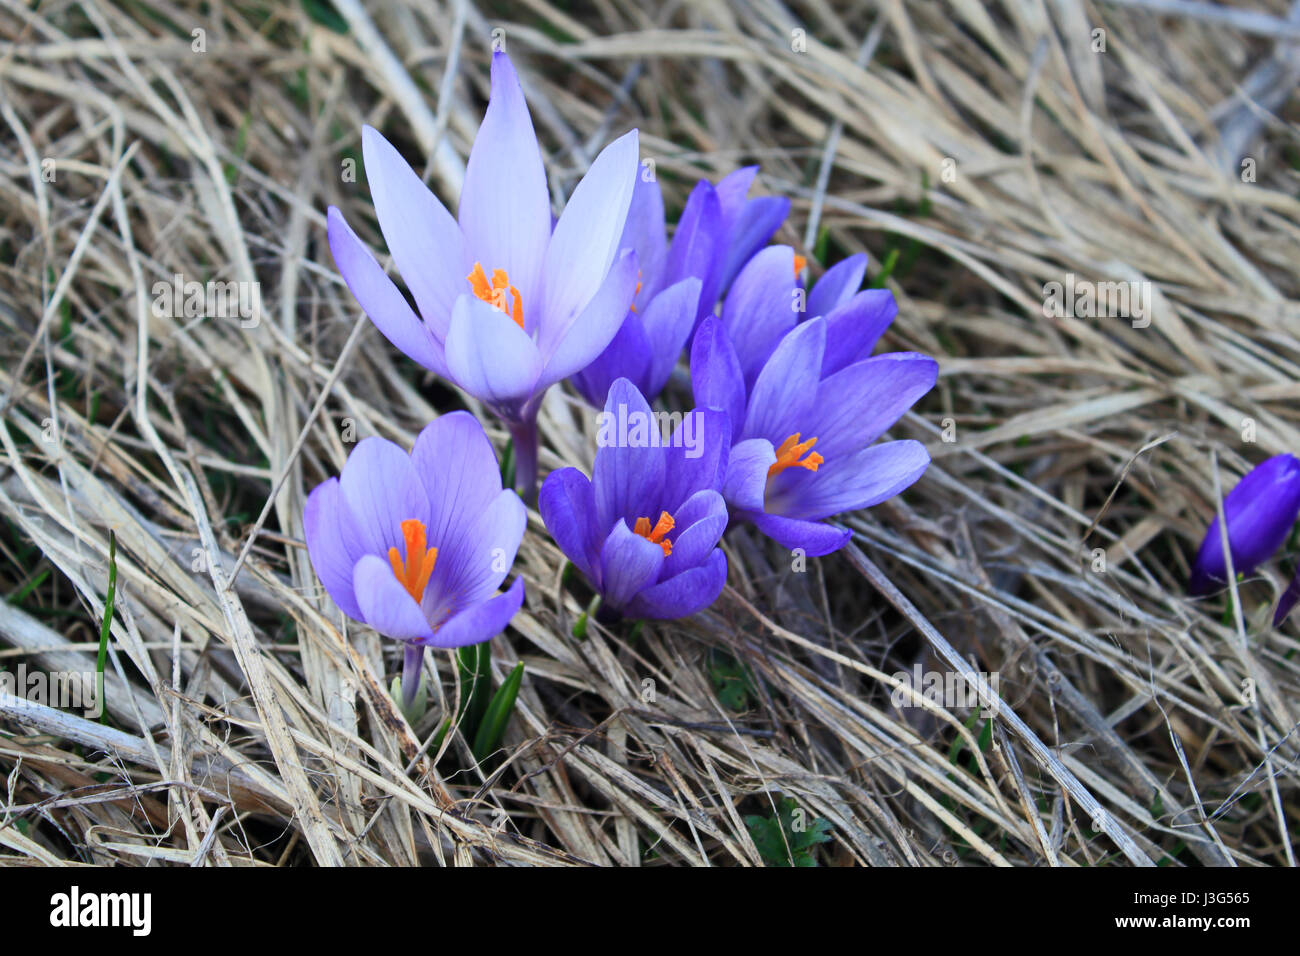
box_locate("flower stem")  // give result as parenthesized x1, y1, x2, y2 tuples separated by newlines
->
(401, 644, 424, 710)
(595, 600, 622, 627)
(508, 420, 539, 502)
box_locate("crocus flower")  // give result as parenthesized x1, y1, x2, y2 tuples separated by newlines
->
(720, 245, 900, 390)
(1188, 453, 1300, 596)
(326, 52, 640, 497)
(539, 378, 730, 621)
(569, 173, 709, 407)
(711, 166, 792, 296)
(570, 167, 791, 407)
(691, 312, 936, 557)
(304, 412, 527, 707)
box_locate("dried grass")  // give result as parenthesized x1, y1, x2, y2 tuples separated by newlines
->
(1, 0, 1298, 866)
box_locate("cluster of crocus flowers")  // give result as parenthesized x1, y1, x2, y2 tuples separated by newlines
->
(690, 267, 937, 555)
(313, 49, 943, 709)
(304, 413, 526, 706)
(1188, 453, 1300, 624)
(327, 52, 640, 497)
(570, 167, 788, 408)
(539, 379, 730, 620)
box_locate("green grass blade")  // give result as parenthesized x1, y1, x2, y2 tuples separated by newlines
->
(96, 531, 117, 724)
(472, 662, 524, 762)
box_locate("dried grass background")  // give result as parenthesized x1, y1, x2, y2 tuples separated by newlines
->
(1, 0, 1298, 867)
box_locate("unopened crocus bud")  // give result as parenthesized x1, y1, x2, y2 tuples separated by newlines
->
(1189, 454, 1300, 596)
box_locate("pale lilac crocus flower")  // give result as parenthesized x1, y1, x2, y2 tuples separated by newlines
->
(326, 52, 640, 497)
(304, 413, 526, 707)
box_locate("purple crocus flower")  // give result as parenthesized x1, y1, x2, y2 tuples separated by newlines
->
(304, 412, 526, 707)
(570, 167, 791, 408)
(691, 310, 936, 557)
(712, 166, 791, 296)
(1189, 453, 1300, 597)
(720, 245, 900, 390)
(326, 52, 640, 497)
(539, 378, 730, 621)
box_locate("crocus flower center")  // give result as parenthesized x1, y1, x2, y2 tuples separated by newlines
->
(633, 511, 675, 556)
(793, 254, 806, 275)
(768, 432, 823, 478)
(387, 518, 438, 603)
(467, 262, 524, 329)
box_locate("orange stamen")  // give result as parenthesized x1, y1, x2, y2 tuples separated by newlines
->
(633, 511, 675, 556)
(793, 254, 806, 275)
(387, 518, 438, 603)
(630, 270, 643, 313)
(768, 432, 823, 478)
(467, 262, 524, 329)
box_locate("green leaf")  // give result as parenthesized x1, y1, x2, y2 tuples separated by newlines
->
(472, 662, 524, 762)
(499, 438, 515, 491)
(869, 247, 900, 289)
(745, 797, 832, 866)
(708, 648, 756, 711)
(456, 642, 492, 735)
(301, 0, 349, 33)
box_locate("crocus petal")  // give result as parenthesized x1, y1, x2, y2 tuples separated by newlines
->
(538, 467, 603, 584)
(821, 290, 898, 377)
(444, 294, 543, 406)
(663, 181, 723, 323)
(422, 577, 525, 649)
(642, 277, 702, 397)
(459, 52, 551, 312)
(768, 440, 930, 521)
(327, 207, 449, 376)
(599, 519, 666, 609)
(536, 249, 639, 391)
(690, 316, 747, 435)
(1275, 566, 1300, 626)
(428, 488, 527, 612)
(570, 310, 652, 408)
(809, 352, 938, 458)
(353, 554, 436, 641)
(625, 548, 727, 620)
(304, 478, 365, 620)
(713, 166, 758, 225)
(622, 171, 667, 300)
(339, 436, 430, 557)
(721, 245, 799, 384)
(593, 378, 667, 531)
(411, 412, 504, 545)
(1189, 453, 1300, 595)
(719, 196, 790, 292)
(751, 512, 851, 557)
(740, 317, 826, 445)
(722, 438, 776, 513)
(661, 406, 730, 514)
(541, 129, 640, 327)
(807, 253, 868, 320)
(360, 127, 467, 335)
(663, 489, 728, 577)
